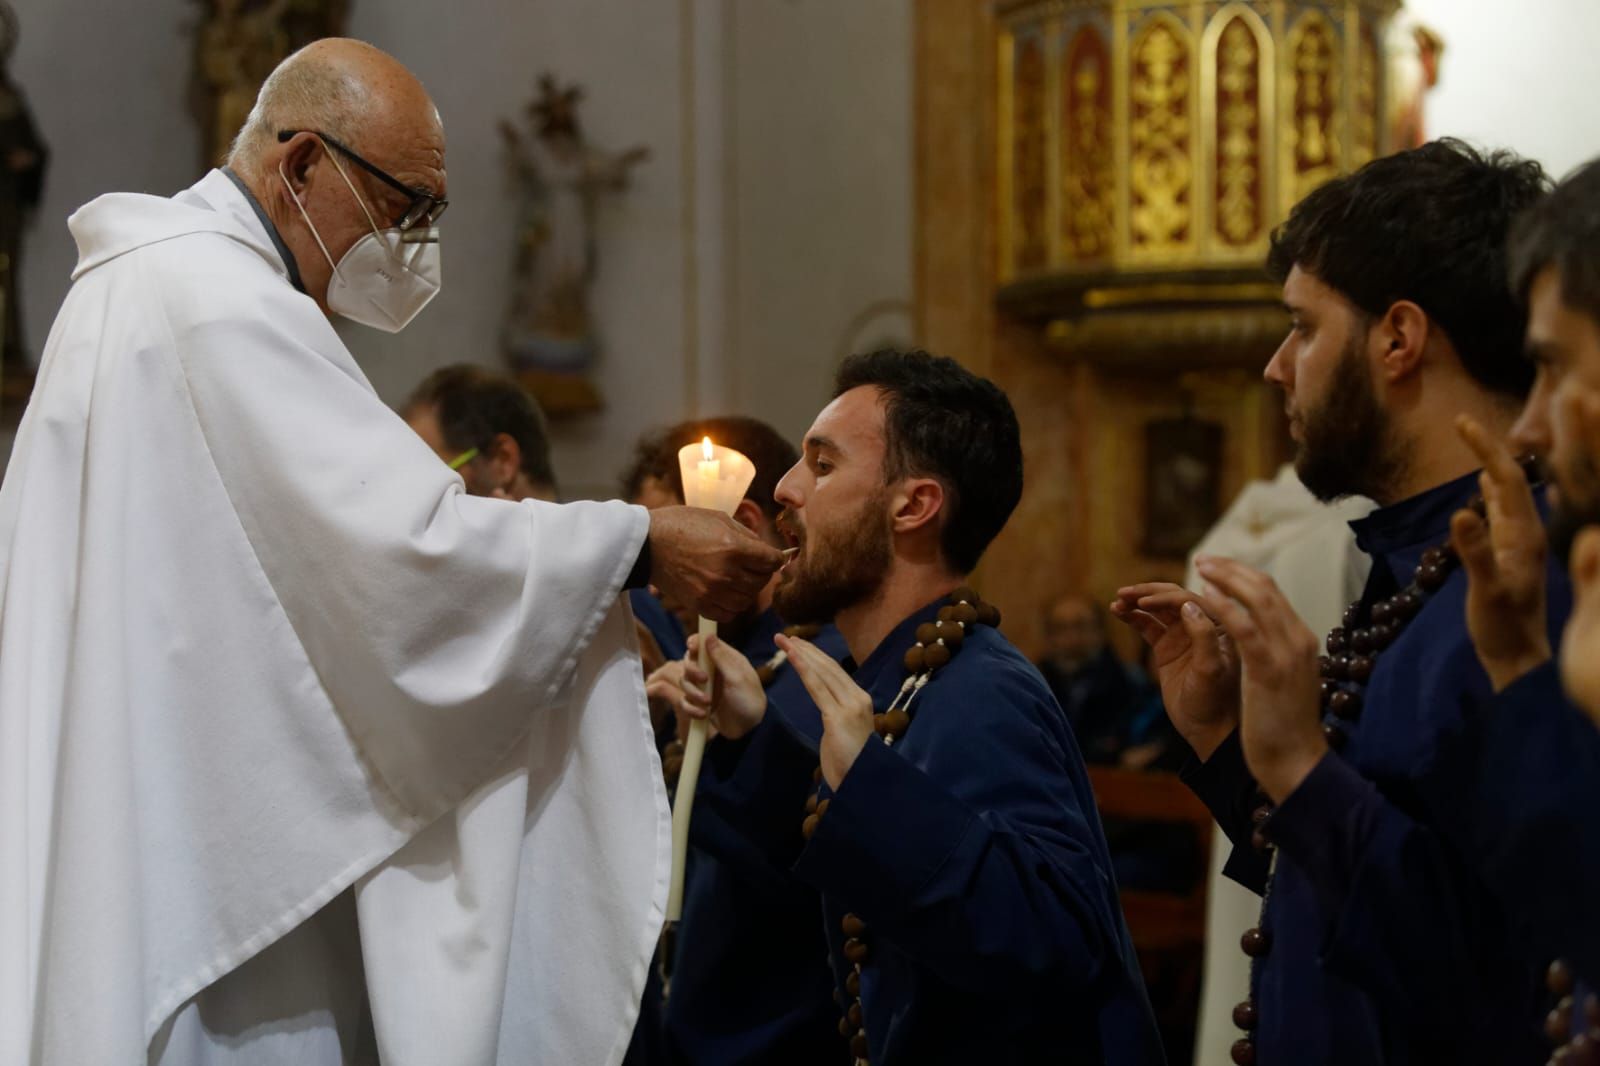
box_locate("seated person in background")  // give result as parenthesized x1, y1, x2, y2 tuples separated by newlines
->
(1040, 596, 1192, 894)
(403, 363, 559, 501)
(682, 349, 1164, 1065)
(1038, 593, 1177, 768)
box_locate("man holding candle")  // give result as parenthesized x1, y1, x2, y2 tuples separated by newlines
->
(681, 350, 1163, 1064)
(611, 415, 855, 1066)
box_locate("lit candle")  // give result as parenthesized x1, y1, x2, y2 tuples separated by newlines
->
(667, 436, 757, 923)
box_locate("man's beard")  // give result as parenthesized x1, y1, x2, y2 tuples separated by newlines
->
(772, 490, 893, 625)
(1292, 333, 1407, 504)
(1549, 451, 1600, 567)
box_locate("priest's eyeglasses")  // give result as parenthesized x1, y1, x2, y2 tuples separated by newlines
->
(277, 129, 449, 232)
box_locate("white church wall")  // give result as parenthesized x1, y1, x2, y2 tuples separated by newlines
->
(1405, 0, 1600, 181)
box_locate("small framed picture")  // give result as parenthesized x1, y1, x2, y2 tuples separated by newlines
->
(1142, 418, 1223, 558)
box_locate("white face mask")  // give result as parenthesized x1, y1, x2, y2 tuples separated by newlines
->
(279, 154, 442, 333)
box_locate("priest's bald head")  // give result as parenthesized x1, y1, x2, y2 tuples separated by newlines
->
(772, 349, 1022, 629)
(228, 38, 446, 323)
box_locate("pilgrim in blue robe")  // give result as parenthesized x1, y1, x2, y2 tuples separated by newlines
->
(1460, 661, 1600, 986)
(664, 616, 853, 1066)
(632, 587, 689, 663)
(694, 597, 1165, 1066)
(625, 605, 796, 1066)
(1185, 471, 1569, 1065)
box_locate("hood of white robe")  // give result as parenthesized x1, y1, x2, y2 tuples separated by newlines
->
(69, 173, 284, 282)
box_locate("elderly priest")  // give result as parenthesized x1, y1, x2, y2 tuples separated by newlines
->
(0, 38, 782, 1066)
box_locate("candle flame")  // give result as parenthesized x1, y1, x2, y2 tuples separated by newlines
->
(702, 436, 714, 462)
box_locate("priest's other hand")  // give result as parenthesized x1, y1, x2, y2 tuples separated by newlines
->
(1562, 527, 1600, 725)
(1111, 582, 1240, 760)
(648, 506, 786, 623)
(681, 634, 767, 740)
(778, 634, 875, 790)
(1193, 557, 1326, 804)
(1453, 414, 1552, 692)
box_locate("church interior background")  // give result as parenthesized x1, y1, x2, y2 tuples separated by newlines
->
(2, 1, 1598, 1062)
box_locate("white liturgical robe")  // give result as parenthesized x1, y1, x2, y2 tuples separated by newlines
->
(0, 170, 671, 1065)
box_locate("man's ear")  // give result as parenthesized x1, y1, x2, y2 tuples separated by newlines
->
(278, 132, 324, 196)
(486, 432, 523, 492)
(892, 477, 945, 535)
(731, 498, 765, 536)
(1376, 300, 1431, 383)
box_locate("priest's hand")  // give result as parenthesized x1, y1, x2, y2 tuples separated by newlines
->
(1562, 527, 1600, 725)
(648, 506, 786, 623)
(1453, 415, 1552, 692)
(779, 634, 874, 791)
(681, 634, 768, 740)
(1111, 582, 1240, 760)
(1193, 556, 1326, 804)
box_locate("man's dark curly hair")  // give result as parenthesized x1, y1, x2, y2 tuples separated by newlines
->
(833, 349, 1022, 575)
(1509, 157, 1600, 326)
(1267, 138, 1550, 399)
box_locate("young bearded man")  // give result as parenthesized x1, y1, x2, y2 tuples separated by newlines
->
(681, 350, 1164, 1065)
(1113, 140, 1561, 1065)
(1443, 158, 1600, 1038)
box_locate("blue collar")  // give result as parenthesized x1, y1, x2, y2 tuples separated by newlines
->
(1348, 470, 1481, 559)
(221, 167, 306, 295)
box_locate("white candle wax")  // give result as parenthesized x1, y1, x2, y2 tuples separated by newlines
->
(667, 436, 757, 927)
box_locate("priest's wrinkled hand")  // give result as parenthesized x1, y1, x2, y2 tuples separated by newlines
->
(681, 634, 768, 740)
(648, 506, 786, 623)
(1453, 414, 1552, 692)
(1562, 527, 1600, 725)
(778, 634, 875, 790)
(1111, 582, 1241, 760)
(1193, 557, 1326, 803)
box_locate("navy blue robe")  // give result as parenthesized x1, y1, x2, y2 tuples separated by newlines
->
(1461, 661, 1600, 985)
(632, 587, 689, 663)
(628, 607, 823, 1066)
(665, 618, 852, 1066)
(1185, 471, 1568, 1064)
(697, 598, 1165, 1065)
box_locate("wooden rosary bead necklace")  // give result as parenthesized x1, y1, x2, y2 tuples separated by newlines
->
(805, 587, 1001, 1066)
(1545, 959, 1600, 1065)
(1230, 464, 1539, 1066)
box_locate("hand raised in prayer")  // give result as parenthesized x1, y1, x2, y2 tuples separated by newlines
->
(680, 634, 768, 740)
(647, 506, 786, 623)
(644, 657, 698, 741)
(1561, 527, 1600, 725)
(1111, 582, 1240, 760)
(778, 634, 875, 790)
(1192, 556, 1326, 803)
(1453, 414, 1552, 692)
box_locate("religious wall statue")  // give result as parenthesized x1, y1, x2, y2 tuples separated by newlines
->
(501, 75, 648, 418)
(1388, 17, 1444, 152)
(0, 0, 47, 391)
(192, 0, 348, 169)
